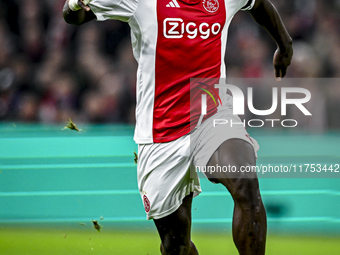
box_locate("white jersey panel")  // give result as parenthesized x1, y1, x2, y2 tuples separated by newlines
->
(90, 0, 156, 144)
(89, 0, 138, 22)
(129, 2, 158, 144)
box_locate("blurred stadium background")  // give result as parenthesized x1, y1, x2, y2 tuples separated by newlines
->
(0, 0, 340, 254)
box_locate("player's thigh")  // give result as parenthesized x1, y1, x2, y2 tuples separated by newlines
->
(206, 138, 261, 204)
(192, 112, 259, 178)
(206, 138, 256, 179)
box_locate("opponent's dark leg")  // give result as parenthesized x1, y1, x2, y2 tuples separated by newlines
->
(206, 139, 267, 255)
(154, 193, 198, 255)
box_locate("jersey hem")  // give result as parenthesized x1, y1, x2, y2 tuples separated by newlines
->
(134, 137, 153, 144)
(134, 126, 192, 144)
(153, 126, 191, 143)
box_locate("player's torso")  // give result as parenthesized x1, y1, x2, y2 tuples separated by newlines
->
(131, 0, 227, 71)
(130, 0, 232, 143)
(155, 0, 227, 92)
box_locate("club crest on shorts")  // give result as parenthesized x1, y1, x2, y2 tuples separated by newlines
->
(143, 195, 151, 213)
(202, 0, 219, 13)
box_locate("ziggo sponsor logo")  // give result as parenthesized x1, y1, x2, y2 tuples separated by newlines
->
(163, 18, 221, 39)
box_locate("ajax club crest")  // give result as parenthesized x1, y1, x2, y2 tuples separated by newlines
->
(202, 0, 219, 13)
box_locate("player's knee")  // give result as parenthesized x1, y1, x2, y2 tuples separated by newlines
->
(207, 176, 221, 184)
(229, 177, 263, 211)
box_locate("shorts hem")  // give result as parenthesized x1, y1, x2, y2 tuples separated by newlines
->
(146, 185, 201, 220)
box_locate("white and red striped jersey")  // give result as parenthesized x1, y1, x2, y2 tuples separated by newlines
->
(89, 0, 255, 144)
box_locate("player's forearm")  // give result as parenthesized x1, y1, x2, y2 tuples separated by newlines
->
(249, 0, 292, 55)
(63, 1, 94, 25)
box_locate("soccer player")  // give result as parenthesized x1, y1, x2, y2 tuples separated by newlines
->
(63, 0, 292, 254)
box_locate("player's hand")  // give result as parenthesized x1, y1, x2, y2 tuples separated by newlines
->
(66, 0, 91, 12)
(64, 0, 95, 25)
(273, 45, 293, 81)
(77, 0, 91, 12)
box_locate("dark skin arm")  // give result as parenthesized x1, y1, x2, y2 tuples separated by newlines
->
(248, 0, 293, 80)
(63, 0, 96, 25)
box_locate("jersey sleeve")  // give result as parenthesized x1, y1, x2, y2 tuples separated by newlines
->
(240, 0, 255, 11)
(89, 0, 138, 22)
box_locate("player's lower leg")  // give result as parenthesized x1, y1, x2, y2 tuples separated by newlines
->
(206, 139, 267, 255)
(231, 182, 267, 255)
(154, 193, 199, 255)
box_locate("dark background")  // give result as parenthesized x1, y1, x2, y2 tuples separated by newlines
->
(0, 0, 340, 128)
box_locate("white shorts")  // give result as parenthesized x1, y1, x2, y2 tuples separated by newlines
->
(137, 111, 259, 220)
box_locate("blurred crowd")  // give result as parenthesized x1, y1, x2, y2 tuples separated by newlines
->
(0, 0, 340, 129)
